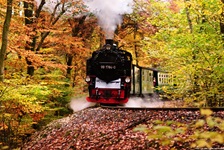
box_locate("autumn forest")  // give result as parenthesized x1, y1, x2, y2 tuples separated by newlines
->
(0, 0, 224, 148)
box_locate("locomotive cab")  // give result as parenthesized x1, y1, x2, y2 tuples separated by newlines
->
(86, 39, 132, 104)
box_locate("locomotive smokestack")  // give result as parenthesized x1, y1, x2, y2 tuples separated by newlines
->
(105, 39, 113, 45)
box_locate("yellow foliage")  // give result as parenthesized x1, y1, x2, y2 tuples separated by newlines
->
(200, 109, 213, 116)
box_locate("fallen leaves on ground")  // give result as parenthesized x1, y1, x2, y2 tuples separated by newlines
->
(22, 107, 224, 150)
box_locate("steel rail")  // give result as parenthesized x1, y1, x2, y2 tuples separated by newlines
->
(100, 105, 224, 111)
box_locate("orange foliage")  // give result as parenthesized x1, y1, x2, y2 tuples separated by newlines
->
(30, 112, 46, 122)
(169, 0, 180, 13)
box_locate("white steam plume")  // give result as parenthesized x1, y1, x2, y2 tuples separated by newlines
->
(84, 0, 133, 39)
(70, 97, 96, 112)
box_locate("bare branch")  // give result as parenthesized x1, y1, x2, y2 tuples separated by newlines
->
(50, 2, 61, 23)
(0, 87, 8, 98)
(35, 0, 45, 18)
(51, 2, 66, 25)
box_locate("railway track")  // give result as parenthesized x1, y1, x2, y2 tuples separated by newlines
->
(100, 104, 224, 111)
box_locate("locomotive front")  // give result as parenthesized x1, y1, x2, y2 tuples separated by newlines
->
(85, 39, 132, 104)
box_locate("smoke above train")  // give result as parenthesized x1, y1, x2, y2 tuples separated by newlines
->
(83, 0, 134, 39)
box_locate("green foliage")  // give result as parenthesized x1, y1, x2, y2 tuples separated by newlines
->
(140, 0, 224, 107)
(0, 71, 75, 148)
(134, 109, 224, 148)
(0, 80, 44, 148)
(168, 32, 224, 107)
(133, 124, 148, 132)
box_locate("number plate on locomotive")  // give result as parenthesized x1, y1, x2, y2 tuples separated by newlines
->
(100, 65, 116, 69)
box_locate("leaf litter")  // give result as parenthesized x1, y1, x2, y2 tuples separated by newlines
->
(22, 107, 224, 150)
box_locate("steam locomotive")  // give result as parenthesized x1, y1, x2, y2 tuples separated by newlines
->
(85, 39, 172, 104)
(85, 39, 132, 104)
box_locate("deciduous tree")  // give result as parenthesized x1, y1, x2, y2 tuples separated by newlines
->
(0, 0, 13, 81)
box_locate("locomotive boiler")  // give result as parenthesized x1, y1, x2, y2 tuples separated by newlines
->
(85, 39, 132, 104)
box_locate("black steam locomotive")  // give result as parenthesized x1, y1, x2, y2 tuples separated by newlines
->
(85, 39, 132, 104)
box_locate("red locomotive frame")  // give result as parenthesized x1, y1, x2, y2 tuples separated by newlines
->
(86, 76, 131, 104)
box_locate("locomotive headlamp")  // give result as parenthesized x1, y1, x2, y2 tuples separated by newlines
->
(105, 44, 111, 50)
(85, 76, 91, 82)
(125, 77, 131, 83)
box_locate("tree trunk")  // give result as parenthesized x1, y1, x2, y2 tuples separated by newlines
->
(220, 1, 224, 36)
(24, 1, 65, 76)
(66, 16, 87, 78)
(24, 1, 35, 76)
(66, 54, 73, 78)
(184, 0, 193, 33)
(0, 0, 13, 82)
